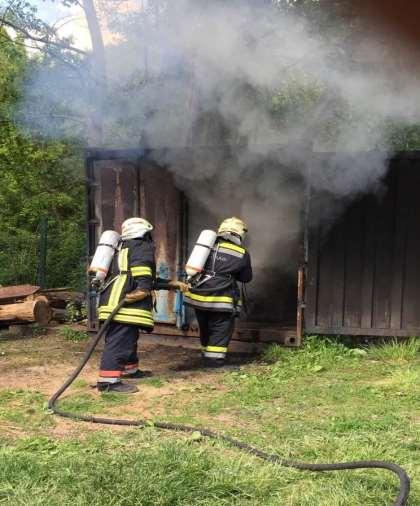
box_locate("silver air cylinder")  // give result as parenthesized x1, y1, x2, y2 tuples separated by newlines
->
(88, 230, 121, 283)
(185, 230, 217, 279)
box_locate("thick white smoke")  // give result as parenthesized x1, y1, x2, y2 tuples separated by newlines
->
(22, 0, 420, 272)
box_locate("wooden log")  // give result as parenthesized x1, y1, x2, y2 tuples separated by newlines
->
(40, 289, 85, 307)
(0, 285, 40, 304)
(51, 308, 67, 323)
(0, 296, 52, 325)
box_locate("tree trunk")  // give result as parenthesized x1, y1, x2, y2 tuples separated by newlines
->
(82, 0, 107, 145)
(0, 296, 52, 325)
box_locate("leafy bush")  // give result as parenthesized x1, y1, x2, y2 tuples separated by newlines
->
(65, 301, 87, 323)
(57, 326, 89, 343)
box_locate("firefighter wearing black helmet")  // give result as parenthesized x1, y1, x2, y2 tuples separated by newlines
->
(184, 217, 253, 367)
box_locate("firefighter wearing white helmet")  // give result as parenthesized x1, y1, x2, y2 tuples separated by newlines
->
(184, 217, 253, 367)
(121, 217, 153, 240)
(96, 217, 156, 393)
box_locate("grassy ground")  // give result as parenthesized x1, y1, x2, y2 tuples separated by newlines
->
(0, 332, 418, 505)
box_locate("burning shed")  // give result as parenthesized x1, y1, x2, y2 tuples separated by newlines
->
(86, 145, 302, 347)
(86, 147, 420, 345)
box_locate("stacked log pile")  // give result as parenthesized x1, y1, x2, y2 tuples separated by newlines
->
(0, 285, 84, 326)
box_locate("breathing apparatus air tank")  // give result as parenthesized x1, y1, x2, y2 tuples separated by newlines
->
(88, 230, 121, 286)
(185, 230, 217, 280)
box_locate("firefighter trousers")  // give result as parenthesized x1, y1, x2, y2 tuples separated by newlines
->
(99, 322, 139, 382)
(195, 309, 235, 362)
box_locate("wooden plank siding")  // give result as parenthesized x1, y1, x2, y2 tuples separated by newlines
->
(305, 156, 420, 337)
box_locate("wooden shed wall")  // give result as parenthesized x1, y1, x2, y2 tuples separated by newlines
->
(305, 155, 420, 336)
(85, 147, 300, 346)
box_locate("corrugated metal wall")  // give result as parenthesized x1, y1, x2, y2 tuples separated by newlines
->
(305, 155, 420, 336)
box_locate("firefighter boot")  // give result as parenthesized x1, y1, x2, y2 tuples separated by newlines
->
(121, 369, 153, 380)
(203, 357, 226, 368)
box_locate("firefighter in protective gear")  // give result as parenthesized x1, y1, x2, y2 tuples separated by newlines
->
(184, 217, 253, 367)
(96, 217, 157, 394)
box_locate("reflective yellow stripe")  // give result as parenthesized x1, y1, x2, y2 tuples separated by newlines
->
(219, 242, 245, 254)
(206, 346, 227, 353)
(184, 292, 233, 303)
(131, 266, 152, 277)
(99, 307, 153, 318)
(100, 314, 154, 326)
(107, 248, 129, 308)
(108, 274, 126, 308)
(99, 308, 153, 321)
(119, 248, 129, 271)
(99, 314, 153, 325)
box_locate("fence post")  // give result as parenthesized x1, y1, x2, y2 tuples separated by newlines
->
(37, 217, 48, 288)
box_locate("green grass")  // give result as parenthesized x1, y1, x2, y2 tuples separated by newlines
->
(369, 337, 420, 362)
(59, 391, 130, 415)
(0, 389, 54, 429)
(141, 377, 167, 388)
(0, 432, 290, 506)
(57, 326, 89, 342)
(0, 386, 130, 431)
(0, 335, 418, 505)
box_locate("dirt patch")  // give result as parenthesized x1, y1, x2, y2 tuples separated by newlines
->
(0, 328, 258, 439)
(0, 330, 254, 393)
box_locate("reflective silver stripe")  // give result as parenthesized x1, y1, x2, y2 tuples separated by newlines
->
(123, 368, 138, 375)
(204, 351, 226, 359)
(218, 247, 244, 259)
(183, 296, 234, 310)
(97, 377, 120, 384)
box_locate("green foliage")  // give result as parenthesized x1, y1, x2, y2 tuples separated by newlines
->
(65, 301, 87, 323)
(0, 28, 26, 118)
(57, 326, 89, 342)
(0, 28, 85, 290)
(270, 72, 325, 126)
(383, 122, 420, 151)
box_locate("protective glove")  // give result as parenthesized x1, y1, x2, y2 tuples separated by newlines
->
(90, 277, 103, 292)
(167, 280, 190, 293)
(125, 289, 150, 303)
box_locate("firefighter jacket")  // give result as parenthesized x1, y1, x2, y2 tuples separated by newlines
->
(98, 237, 156, 330)
(184, 238, 252, 313)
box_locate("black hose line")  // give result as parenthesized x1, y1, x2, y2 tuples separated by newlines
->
(48, 300, 410, 506)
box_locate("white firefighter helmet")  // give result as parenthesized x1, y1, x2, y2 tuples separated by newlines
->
(121, 217, 153, 240)
(217, 217, 248, 241)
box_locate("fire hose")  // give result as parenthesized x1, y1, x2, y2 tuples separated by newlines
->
(48, 299, 411, 506)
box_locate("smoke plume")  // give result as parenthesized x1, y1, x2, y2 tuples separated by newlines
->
(21, 0, 420, 272)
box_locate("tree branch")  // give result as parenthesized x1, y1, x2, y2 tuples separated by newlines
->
(2, 18, 88, 56)
(0, 0, 17, 29)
